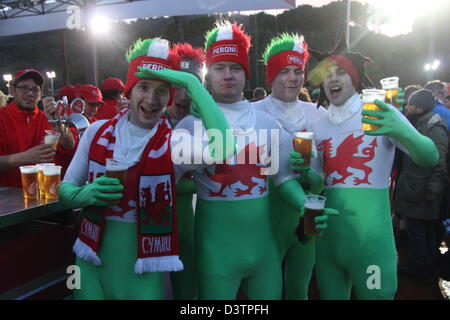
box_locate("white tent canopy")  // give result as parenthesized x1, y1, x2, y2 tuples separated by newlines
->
(0, 0, 296, 37)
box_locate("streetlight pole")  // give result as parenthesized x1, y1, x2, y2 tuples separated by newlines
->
(346, 0, 351, 50)
(46, 71, 56, 96)
(85, 0, 99, 86)
(427, 10, 436, 82)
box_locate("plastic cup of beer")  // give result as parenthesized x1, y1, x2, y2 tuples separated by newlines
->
(43, 165, 62, 199)
(362, 89, 386, 132)
(304, 194, 326, 236)
(36, 163, 55, 197)
(44, 130, 60, 150)
(105, 158, 128, 204)
(380, 76, 399, 108)
(294, 132, 314, 167)
(19, 165, 39, 199)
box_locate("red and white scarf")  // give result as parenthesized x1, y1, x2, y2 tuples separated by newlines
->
(73, 109, 183, 274)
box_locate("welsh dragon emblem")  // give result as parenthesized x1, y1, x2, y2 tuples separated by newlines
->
(317, 133, 378, 186)
(204, 142, 269, 198)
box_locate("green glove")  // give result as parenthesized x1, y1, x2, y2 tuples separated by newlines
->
(189, 101, 201, 119)
(362, 99, 439, 167)
(135, 67, 235, 162)
(277, 178, 306, 216)
(290, 151, 311, 175)
(312, 207, 340, 237)
(58, 176, 124, 209)
(362, 99, 410, 138)
(314, 208, 339, 229)
(294, 207, 339, 241)
(290, 151, 324, 194)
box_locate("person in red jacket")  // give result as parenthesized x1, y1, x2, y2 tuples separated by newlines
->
(0, 69, 77, 187)
(96, 77, 126, 120)
(77, 84, 105, 124)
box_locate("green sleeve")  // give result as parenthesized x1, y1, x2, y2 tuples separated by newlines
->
(136, 67, 236, 163)
(276, 178, 306, 216)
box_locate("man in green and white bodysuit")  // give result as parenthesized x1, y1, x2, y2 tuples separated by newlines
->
(302, 38, 439, 299)
(253, 33, 327, 299)
(175, 21, 332, 300)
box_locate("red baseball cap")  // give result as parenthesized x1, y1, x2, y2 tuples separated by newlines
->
(77, 84, 105, 106)
(13, 69, 45, 88)
(58, 84, 76, 100)
(101, 77, 126, 91)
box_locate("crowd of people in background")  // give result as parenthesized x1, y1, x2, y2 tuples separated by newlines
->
(0, 20, 449, 300)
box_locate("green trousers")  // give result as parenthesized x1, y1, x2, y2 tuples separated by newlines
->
(73, 220, 164, 300)
(315, 188, 397, 300)
(269, 180, 315, 300)
(194, 196, 282, 300)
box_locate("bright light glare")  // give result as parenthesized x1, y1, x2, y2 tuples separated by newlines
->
(46, 71, 56, 79)
(3, 74, 12, 82)
(91, 15, 111, 34)
(365, 0, 446, 37)
(432, 60, 440, 70)
(424, 60, 440, 71)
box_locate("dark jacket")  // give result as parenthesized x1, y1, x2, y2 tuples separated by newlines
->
(394, 112, 448, 220)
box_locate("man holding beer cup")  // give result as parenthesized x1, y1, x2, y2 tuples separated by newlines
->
(58, 37, 235, 299)
(0, 69, 76, 189)
(253, 33, 337, 300)
(305, 36, 439, 299)
(170, 21, 333, 300)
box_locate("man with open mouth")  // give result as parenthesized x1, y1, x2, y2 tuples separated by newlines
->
(58, 37, 234, 300)
(304, 36, 439, 299)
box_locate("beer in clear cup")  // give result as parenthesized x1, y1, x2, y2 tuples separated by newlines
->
(43, 165, 62, 199)
(362, 89, 386, 132)
(19, 165, 39, 199)
(304, 194, 326, 236)
(44, 130, 60, 150)
(105, 158, 128, 184)
(36, 163, 55, 197)
(380, 76, 400, 108)
(294, 132, 314, 167)
(105, 158, 128, 205)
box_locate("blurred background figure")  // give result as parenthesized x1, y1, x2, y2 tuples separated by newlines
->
(97, 77, 126, 120)
(298, 87, 312, 102)
(395, 89, 448, 288)
(310, 88, 320, 103)
(391, 83, 422, 246)
(251, 87, 267, 102)
(76, 84, 105, 123)
(444, 95, 450, 109)
(425, 80, 450, 129)
(0, 68, 76, 186)
(165, 43, 205, 128)
(58, 84, 76, 103)
(403, 84, 422, 108)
